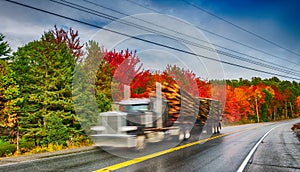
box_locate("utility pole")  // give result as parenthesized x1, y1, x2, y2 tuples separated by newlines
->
(285, 100, 288, 119)
(155, 82, 162, 128)
(289, 102, 293, 118)
(255, 96, 259, 123)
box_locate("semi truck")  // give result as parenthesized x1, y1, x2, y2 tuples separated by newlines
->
(90, 82, 222, 150)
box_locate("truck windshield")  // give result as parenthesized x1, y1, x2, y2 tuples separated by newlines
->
(120, 104, 149, 112)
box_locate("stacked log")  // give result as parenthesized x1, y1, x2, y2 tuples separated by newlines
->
(197, 98, 221, 121)
(160, 83, 197, 124)
(161, 83, 182, 122)
(150, 82, 221, 126)
(197, 98, 210, 120)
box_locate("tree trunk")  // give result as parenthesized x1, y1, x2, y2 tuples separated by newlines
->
(289, 102, 293, 118)
(255, 97, 259, 123)
(273, 106, 277, 121)
(16, 125, 20, 153)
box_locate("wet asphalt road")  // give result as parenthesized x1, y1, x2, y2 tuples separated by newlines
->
(247, 120, 300, 172)
(1, 119, 299, 172)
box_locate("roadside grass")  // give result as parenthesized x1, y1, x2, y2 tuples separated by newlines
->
(0, 136, 93, 157)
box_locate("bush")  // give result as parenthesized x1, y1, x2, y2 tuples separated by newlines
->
(19, 137, 35, 153)
(42, 115, 69, 146)
(0, 142, 16, 157)
(0, 136, 10, 142)
(29, 146, 48, 154)
(29, 143, 64, 154)
(69, 134, 93, 147)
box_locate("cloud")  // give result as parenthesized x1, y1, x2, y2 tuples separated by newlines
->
(0, 0, 103, 51)
(1, 0, 299, 81)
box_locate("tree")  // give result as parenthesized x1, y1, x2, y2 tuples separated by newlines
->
(261, 86, 274, 121)
(103, 49, 142, 101)
(11, 31, 78, 146)
(234, 86, 252, 121)
(84, 40, 112, 109)
(73, 40, 112, 132)
(0, 59, 23, 152)
(270, 85, 283, 120)
(196, 78, 211, 98)
(130, 70, 152, 98)
(0, 34, 22, 151)
(0, 33, 11, 58)
(223, 86, 240, 122)
(296, 96, 300, 115)
(43, 115, 69, 145)
(48, 25, 84, 63)
(244, 85, 265, 123)
(164, 65, 198, 96)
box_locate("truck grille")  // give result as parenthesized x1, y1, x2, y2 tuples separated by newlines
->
(106, 116, 118, 133)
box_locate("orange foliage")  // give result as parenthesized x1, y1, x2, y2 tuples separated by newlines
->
(223, 86, 240, 122)
(296, 96, 300, 111)
(234, 86, 252, 120)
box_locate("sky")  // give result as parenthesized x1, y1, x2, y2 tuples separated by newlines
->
(1, 0, 300, 82)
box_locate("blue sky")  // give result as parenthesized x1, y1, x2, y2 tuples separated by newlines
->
(0, 0, 300, 81)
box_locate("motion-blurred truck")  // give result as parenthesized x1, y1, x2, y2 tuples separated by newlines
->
(90, 82, 222, 150)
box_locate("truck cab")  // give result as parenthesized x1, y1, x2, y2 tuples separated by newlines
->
(90, 98, 166, 149)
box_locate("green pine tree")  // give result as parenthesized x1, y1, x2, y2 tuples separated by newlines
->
(0, 33, 11, 58)
(11, 32, 78, 146)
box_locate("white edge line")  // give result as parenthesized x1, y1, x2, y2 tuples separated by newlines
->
(237, 125, 279, 172)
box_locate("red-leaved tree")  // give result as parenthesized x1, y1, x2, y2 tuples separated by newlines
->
(223, 85, 240, 122)
(47, 25, 84, 62)
(103, 49, 142, 101)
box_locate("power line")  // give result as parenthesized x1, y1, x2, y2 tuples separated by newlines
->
(181, 0, 300, 58)
(54, 0, 300, 77)
(125, 0, 300, 68)
(5, 0, 300, 81)
(8, 0, 300, 80)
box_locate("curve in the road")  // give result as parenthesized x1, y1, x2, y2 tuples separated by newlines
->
(237, 125, 280, 172)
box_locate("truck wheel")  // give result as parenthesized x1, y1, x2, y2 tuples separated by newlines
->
(218, 122, 222, 133)
(172, 129, 184, 142)
(184, 130, 191, 140)
(179, 130, 185, 142)
(136, 135, 146, 150)
(216, 122, 221, 133)
(213, 124, 217, 134)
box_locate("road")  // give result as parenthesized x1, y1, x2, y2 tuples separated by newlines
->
(0, 119, 299, 172)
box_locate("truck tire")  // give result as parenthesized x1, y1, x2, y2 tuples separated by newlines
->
(213, 123, 217, 134)
(184, 130, 191, 140)
(172, 129, 184, 143)
(216, 122, 221, 133)
(135, 135, 146, 150)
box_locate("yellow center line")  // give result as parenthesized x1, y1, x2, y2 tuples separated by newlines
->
(94, 126, 258, 172)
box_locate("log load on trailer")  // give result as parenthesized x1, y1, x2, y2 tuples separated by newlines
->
(90, 82, 222, 150)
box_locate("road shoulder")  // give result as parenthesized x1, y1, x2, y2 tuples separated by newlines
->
(0, 145, 98, 166)
(247, 120, 300, 172)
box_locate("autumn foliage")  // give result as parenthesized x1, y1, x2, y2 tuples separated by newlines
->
(94, 47, 300, 124)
